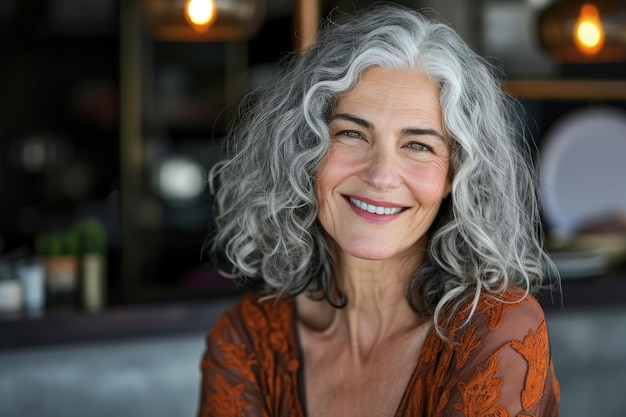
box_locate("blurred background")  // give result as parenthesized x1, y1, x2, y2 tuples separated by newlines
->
(1, 0, 626, 416)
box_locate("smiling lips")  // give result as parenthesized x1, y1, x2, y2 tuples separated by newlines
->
(348, 196, 405, 215)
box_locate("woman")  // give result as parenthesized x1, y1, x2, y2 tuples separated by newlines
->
(199, 4, 559, 417)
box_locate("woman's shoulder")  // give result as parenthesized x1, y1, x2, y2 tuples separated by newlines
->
(235, 291, 295, 321)
(211, 291, 296, 342)
(478, 286, 546, 327)
(430, 288, 559, 416)
(200, 292, 303, 417)
(453, 285, 550, 347)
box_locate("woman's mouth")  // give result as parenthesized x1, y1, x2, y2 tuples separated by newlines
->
(348, 197, 405, 215)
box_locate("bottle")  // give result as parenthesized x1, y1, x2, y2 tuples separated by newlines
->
(0, 259, 22, 315)
(16, 257, 46, 316)
(75, 218, 107, 313)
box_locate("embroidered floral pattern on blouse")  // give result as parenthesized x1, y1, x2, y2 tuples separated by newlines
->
(454, 354, 508, 416)
(205, 373, 246, 416)
(456, 326, 481, 369)
(217, 338, 258, 383)
(511, 321, 550, 410)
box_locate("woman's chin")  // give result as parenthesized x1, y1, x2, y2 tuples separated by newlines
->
(333, 238, 428, 266)
(341, 246, 408, 263)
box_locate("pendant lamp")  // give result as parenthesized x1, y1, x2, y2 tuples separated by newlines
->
(141, 0, 265, 42)
(537, 0, 626, 62)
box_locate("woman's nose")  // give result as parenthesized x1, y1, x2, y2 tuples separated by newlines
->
(360, 148, 402, 190)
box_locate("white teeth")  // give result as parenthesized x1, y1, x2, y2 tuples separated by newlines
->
(349, 197, 403, 215)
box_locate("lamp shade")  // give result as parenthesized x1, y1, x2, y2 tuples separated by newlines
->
(537, 0, 626, 62)
(141, 0, 265, 42)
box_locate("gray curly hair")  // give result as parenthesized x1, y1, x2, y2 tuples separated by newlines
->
(209, 3, 554, 335)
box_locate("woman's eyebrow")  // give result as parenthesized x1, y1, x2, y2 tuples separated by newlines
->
(402, 128, 446, 142)
(332, 113, 445, 142)
(330, 113, 373, 129)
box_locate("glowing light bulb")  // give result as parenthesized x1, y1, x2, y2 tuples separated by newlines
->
(573, 4, 605, 55)
(185, 0, 216, 32)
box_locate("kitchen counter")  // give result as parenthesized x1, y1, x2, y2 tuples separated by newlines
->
(0, 294, 240, 350)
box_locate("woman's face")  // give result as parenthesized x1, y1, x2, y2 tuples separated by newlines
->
(316, 66, 452, 263)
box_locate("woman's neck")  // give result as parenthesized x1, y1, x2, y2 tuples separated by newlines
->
(298, 252, 426, 361)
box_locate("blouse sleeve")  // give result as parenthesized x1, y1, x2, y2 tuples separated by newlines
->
(197, 309, 266, 417)
(441, 295, 560, 417)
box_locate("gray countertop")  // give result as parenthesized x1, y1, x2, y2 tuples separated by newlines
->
(0, 294, 240, 350)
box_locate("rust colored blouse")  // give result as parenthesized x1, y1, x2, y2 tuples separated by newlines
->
(198, 289, 560, 417)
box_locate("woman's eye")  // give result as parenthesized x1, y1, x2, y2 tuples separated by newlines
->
(338, 130, 362, 139)
(406, 142, 432, 152)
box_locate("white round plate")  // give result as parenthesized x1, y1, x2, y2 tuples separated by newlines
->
(541, 106, 626, 235)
